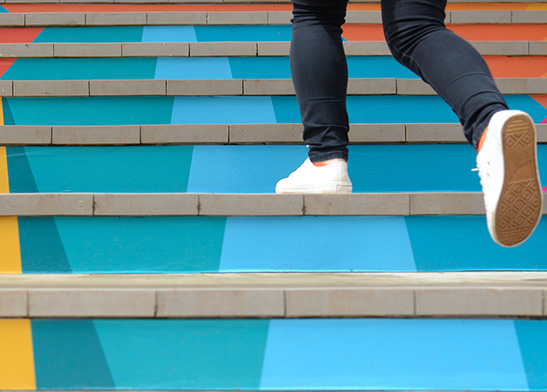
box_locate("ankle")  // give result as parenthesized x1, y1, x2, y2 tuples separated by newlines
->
(312, 158, 346, 167)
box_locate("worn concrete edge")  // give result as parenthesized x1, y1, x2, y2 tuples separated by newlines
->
(0, 10, 539, 27)
(0, 192, 545, 216)
(0, 41, 540, 57)
(1, 123, 546, 145)
(0, 77, 544, 96)
(2, 271, 547, 318)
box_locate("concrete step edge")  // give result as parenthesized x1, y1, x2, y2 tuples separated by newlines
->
(0, 77, 544, 97)
(2, 123, 547, 145)
(0, 192, 546, 216)
(0, 10, 544, 27)
(1, 272, 547, 318)
(0, 41, 542, 57)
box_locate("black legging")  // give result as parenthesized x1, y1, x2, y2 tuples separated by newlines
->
(290, 0, 508, 162)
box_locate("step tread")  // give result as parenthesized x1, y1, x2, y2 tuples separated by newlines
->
(0, 192, 546, 216)
(1, 272, 546, 318)
(0, 77, 543, 96)
(0, 9, 544, 26)
(1, 124, 547, 145)
(0, 41, 541, 57)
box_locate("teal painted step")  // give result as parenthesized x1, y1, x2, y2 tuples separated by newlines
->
(6, 145, 547, 193)
(25, 318, 547, 390)
(0, 57, 418, 80)
(2, 95, 546, 126)
(32, 25, 293, 43)
(14, 215, 547, 273)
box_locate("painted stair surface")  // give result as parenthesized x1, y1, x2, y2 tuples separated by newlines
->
(0, 1, 547, 391)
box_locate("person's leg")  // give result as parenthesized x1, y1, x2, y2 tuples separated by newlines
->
(381, 0, 507, 148)
(381, 0, 542, 247)
(290, 0, 350, 162)
(276, 0, 352, 194)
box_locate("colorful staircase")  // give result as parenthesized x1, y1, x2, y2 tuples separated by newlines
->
(0, 0, 547, 390)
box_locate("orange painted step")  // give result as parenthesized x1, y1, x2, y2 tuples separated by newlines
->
(343, 24, 547, 41)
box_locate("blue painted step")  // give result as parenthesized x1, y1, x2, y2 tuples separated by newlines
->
(3, 95, 546, 126)
(9, 215, 547, 273)
(6, 145, 547, 193)
(10, 318, 547, 390)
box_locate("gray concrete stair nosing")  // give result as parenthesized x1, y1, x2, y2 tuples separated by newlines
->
(0, 41, 541, 57)
(0, 192, 545, 217)
(1, 123, 546, 145)
(0, 77, 544, 97)
(0, 10, 541, 27)
(3, 272, 547, 319)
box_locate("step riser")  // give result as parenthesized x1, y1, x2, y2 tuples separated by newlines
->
(0, 215, 545, 274)
(1, 318, 547, 390)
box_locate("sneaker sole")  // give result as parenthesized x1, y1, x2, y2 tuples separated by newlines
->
(495, 114, 543, 247)
(276, 184, 352, 194)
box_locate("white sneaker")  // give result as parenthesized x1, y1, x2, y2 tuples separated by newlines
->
(275, 158, 352, 194)
(476, 110, 543, 247)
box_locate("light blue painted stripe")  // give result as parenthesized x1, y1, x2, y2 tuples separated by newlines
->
(260, 319, 529, 391)
(187, 145, 306, 193)
(171, 96, 277, 125)
(142, 26, 197, 42)
(219, 216, 416, 272)
(155, 57, 232, 80)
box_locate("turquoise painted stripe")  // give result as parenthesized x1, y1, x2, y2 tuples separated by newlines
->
(54, 216, 226, 273)
(219, 216, 416, 272)
(5, 145, 547, 193)
(0, 58, 158, 80)
(407, 216, 547, 271)
(34, 26, 144, 43)
(10, 216, 547, 274)
(21, 146, 193, 193)
(3, 96, 174, 126)
(94, 319, 269, 390)
(19, 217, 71, 273)
(33, 320, 115, 389)
(261, 319, 528, 390)
(194, 25, 292, 42)
(2, 95, 545, 126)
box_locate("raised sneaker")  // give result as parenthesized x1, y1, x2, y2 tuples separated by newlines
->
(475, 110, 543, 247)
(275, 158, 352, 194)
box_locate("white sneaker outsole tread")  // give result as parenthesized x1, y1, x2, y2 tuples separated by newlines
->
(495, 113, 542, 246)
(479, 111, 543, 247)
